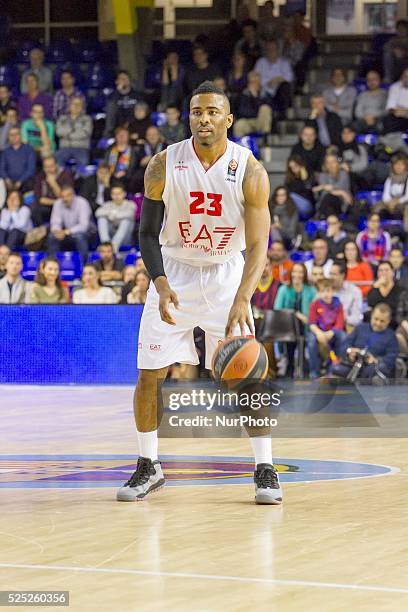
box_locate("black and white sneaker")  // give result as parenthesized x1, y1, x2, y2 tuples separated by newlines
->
(116, 457, 165, 502)
(254, 463, 283, 505)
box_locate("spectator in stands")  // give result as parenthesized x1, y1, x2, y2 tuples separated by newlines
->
(47, 185, 94, 264)
(234, 19, 262, 70)
(73, 264, 118, 304)
(366, 260, 404, 328)
(159, 51, 185, 111)
(281, 24, 305, 89)
(343, 240, 374, 298)
(233, 71, 273, 138)
(310, 264, 325, 287)
(354, 70, 387, 133)
(390, 247, 408, 290)
(274, 262, 317, 377)
(306, 94, 343, 147)
(254, 39, 293, 119)
(374, 152, 408, 233)
(96, 184, 136, 252)
(0, 244, 10, 279)
(128, 101, 152, 145)
(269, 186, 299, 249)
(268, 240, 293, 284)
(0, 190, 33, 250)
(292, 11, 316, 91)
(126, 269, 150, 304)
(383, 67, 408, 134)
(226, 51, 248, 100)
(339, 125, 369, 190)
(53, 69, 84, 119)
(184, 45, 221, 96)
(252, 256, 280, 312)
(0, 126, 36, 192)
(55, 96, 92, 167)
(80, 162, 111, 213)
(0, 85, 15, 126)
(131, 126, 165, 193)
(330, 261, 363, 329)
(32, 155, 74, 226)
(21, 103, 55, 158)
(120, 264, 137, 304)
(383, 20, 408, 84)
(104, 70, 141, 138)
(305, 238, 333, 278)
(93, 241, 124, 283)
(326, 214, 348, 260)
(104, 127, 138, 192)
(313, 153, 352, 218)
(258, 1, 284, 41)
(396, 290, 408, 353)
(0, 252, 28, 304)
(30, 256, 69, 304)
(18, 73, 53, 120)
(20, 48, 53, 94)
(331, 303, 398, 381)
(0, 107, 18, 152)
(285, 155, 315, 219)
(356, 213, 391, 266)
(322, 68, 357, 125)
(307, 278, 345, 378)
(159, 105, 186, 145)
(290, 125, 326, 178)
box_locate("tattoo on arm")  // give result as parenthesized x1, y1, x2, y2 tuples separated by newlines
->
(144, 151, 166, 200)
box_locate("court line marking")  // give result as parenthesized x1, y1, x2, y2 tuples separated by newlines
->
(0, 563, 407, 594)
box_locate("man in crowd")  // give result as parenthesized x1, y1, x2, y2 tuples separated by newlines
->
(55, 96, 93, 166)
(268, 240, 293, 284)
(0, 85, 15, 126)
(234, 19, 262, 69)
(383, 67, 408, 134)
(331, 304, 399, 381)
(254, 39, 293, 119)
(0, 244, 10, 279)
(0, 126, 36, 191)
(354, 70, 387, 133)
(383, 19, 408, 84)
(95, 183, 136, 253)
(233, 71, 273, 138)
(80, 163, 111, 213)
(159, 105, 186, 145)
(330, 261, 363, 330)
(305, 238, 333, 278)
(390, 247, 408, 290)
(0, 252, 28, 304)
(47, 185, 94, 264)
(21, 103, 55, 157)
(53, 69, 84, 119)
(20, 48, 53, 94)
(184, 45, 221, 96)
(104, 70, 141, 137)
(32, 155, 74, 226)
(305, 94, 343, 148)
(93, 241, 124, 284)
(18, 73, 53, 120)
(290, 124, 326, 177)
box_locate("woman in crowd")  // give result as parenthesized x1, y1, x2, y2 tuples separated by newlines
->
(285, 155, 315, 220)
(269, 186, 299, 250)
(159, 50, 185, 111)
(104, 127, 138, 192)
(313, 153, 353, 218)
(274, 262, 316, 377)
(127, 101, 152, 146)
(325, 214, 348, 260)
(73, 264, 118, 304)
(375, 152, 408, 233)
(120, 264, 137, 304)
(339, 124, 369, 192)
(30, 256, 69, 304)
(356, 212, 392, 266)
(226, 51, 248, 112)
(343, 240, 374, 298)
(0, 190, 33, 250)
(126, 269, 150, 304)
(322, 67, 357, 124)
(366, 260, 404, 329)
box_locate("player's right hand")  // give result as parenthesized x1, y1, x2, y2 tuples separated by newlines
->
(155, 279, 179, 325)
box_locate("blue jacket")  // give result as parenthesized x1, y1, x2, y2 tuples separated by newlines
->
(0, 143, 36, 183)
(340, 323, 399, 375)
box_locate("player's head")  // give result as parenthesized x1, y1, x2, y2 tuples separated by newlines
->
(190, 81, 232, 147)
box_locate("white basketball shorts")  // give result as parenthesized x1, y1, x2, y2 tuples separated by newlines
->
(137, 253, 253, 370)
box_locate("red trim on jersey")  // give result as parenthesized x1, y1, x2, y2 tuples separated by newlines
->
(191, 138, 228, 173)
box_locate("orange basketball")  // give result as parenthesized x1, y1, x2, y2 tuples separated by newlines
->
(212, 336, 268, 387)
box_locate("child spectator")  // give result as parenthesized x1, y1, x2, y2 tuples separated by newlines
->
(32, 155, 74, 226)
(308, 278, 345, 378)
(18, 73, 53, 120)
(322, 67, 357, 124)
(73, 264, 118, 304)
(21, 103, 55, 158)
(159, 106, 186, 145)
(55, 96, 92, 166)
(95, 184, 136, 252)
(0, 126, 36, 191)
(128, 101, 152, 145)
(343, 240, 374, 297)
(0, 190, 33, 250)
(269, 186, 299, 249)
(356, 213, 392, 266)
(30, 256, 69, 304)
(93, 241, 124, 283)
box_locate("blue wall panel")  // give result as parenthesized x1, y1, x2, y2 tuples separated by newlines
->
(0, 306, 143, 384)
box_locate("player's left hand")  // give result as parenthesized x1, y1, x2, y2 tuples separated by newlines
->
(225, 299, 254, 338)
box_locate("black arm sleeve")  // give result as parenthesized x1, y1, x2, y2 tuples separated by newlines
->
(138, 196, 166, 281)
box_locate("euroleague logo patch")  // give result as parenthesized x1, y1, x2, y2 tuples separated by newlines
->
(227, 159, 238, 177)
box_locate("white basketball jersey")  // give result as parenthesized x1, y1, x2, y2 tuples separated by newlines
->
(161, 137, 250, 265)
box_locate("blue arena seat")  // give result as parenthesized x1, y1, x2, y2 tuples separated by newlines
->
(97, 136, 115, 150)
(0, 65, 20, 90)
(304, 220, 327, 239)
(145, 64, 162, 89)
(88, 252, 101, 264)
(290, 251, 313, 263)
(353, 78, 367, 94)
(86, 63, 115, 89)
(46, 41, 73, 64)
(57, 251, 82, 281)
(14, 41, 39, 64)
(124, 252, 138, 266)
(74, 40, 103, 63)
(355, 190, 383, 205)
(356, 134, 378, 146)
(150, 112, 166, 127)
(231, 136, 260, 159)
(21, 251, 46, 281)
(86, 87, 113, 113)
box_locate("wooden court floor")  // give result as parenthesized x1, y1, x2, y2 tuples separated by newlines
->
(0, 386, 407, 612)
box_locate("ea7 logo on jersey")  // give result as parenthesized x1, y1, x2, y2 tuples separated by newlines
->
(178, 221, 236, 252)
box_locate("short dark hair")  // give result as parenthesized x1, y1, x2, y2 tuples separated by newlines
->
(26, 72, 39, 83)
(331, 261, 346, 275)
(317, 278, 333, 291)
(116, 69, 130, 78)
(372, 302, 392, 318)
(377, 260, 394, 271)
(61, 69, 74, 78)
(191, 81, 230, 111)
(7, 252, 22, 262)
(98, 241, 114, 250)
(60, 184, 74, 192)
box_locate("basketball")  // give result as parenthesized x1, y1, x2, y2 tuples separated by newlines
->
(212, 336, 269, 386)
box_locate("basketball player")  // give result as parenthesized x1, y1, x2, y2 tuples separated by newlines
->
(117, 82, 282, 504)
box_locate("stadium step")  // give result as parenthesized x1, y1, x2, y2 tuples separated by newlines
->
(306, 67, 357, 88)
(310, 53, 362, 68)
(268, 134, 298, 146)
(277, 119, 304, 136)
(267, 171, 286, 192)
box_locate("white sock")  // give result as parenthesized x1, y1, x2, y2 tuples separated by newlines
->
(137, 430, 158, 461)
(250, 435, 273, 466)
